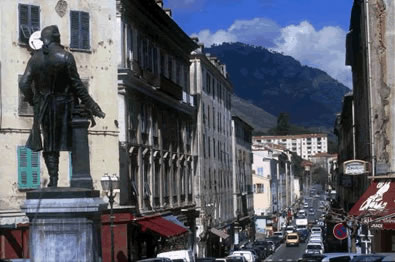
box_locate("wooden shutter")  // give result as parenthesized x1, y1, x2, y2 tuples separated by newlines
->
(30, 5, 40, 32)
(18, 146, 40, 189)
(18, 4, 29, 43)
(31, 150, 40, 188)
(70, 11, 80, 49)
(80, 12, 90, 49)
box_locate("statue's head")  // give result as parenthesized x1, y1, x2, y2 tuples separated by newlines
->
(40, 25, 61, 46)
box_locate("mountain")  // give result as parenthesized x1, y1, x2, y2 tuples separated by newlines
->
(206, 43, 350, 128)
(231, 95, 277, 133)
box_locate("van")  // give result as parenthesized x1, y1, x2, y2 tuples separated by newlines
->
(285, 232, 300, 247)
(157, 250, 195, 262)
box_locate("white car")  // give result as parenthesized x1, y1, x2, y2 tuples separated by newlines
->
(285, 225, 295, 234)
(157, 250, 195, 262)
(225, 255, 248, 262)
(305, 243, 324, 255)
(230, 251, 257, 262)
(311, 227, 322, 234)
(309, 237, 323, 245)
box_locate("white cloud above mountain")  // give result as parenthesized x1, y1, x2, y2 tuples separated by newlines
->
(192, 18, 352, 88)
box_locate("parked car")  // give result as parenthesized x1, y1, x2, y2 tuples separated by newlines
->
(266, 236, 281, 249)
(311, 227, 322, 234)
(297, 228, 309, 243)
(157, 250, 195, 262)
(137, 258, 172, 262)
(252, 243, 271, 258)
(241, 247, 265, 261)
(254, 240, 274, 255)
(305, 243, 324, 255)
(285, 232, 300, 247)
(225, 255, 247, 262)
(285, 225, 295, 234)
(230, 250, 257, 262)
(273, 231, 285, 242)
(299, 253, 325, 262)
(196, 258, 216, 262)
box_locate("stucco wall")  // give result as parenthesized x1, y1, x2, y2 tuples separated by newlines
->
(0, 0, 118, 211)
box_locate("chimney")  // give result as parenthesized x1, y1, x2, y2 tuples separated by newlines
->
(155, 0, 164, 8)
(191, 37, 199, 43)
(164, 8, 172, 17)
(198, 43, 204, 53)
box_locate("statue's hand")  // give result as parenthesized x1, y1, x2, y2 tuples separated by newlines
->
(92, 104, 106, 118)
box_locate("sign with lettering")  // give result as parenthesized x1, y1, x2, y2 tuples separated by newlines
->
(343, 160, 369, 175)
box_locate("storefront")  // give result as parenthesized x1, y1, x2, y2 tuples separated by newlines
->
(349, 180, 395, 253)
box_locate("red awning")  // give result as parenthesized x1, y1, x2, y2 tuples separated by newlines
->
(349, 181, 395, 230)
(136, 216, 188, 238)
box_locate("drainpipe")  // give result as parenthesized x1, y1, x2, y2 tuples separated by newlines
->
(365, 0, 375, 177)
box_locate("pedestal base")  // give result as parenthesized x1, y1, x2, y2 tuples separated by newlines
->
(21, 188, 107, 262)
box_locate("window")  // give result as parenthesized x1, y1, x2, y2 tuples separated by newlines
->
(257, 167, 264, 176)
(70, 11, 90, 50)
(17, 146, 40, 189)
(253, 184, 264, 193)
(18, 4, 40, 45)
(168, 56, 173, 80)
(176, 61, 181, 85)
(206, 73, 211, 94)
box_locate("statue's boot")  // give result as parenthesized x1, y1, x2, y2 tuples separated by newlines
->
(43, 152, 60, 187)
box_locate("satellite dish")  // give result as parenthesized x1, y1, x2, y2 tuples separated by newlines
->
(29, 31, 43, 50)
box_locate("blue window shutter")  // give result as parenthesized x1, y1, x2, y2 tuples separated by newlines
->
(18, 4, 29, 44)
(30, 150, 40, 188)
(18, 146, 40, 189)
(80, 12, 90, 50)
(70, 11, 80, 49)
(30, 5, 40, 32)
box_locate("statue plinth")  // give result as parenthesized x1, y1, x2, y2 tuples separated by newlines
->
(70, 106, 93, 189)
(21, 188, 107, 262)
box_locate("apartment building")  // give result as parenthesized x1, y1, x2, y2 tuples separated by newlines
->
(232, 116, 254, 248)
(115, 0, 198, 258)
(253, 134, 328, 160)
(190, 44, 234, 257)
(0, 1, 119, 259)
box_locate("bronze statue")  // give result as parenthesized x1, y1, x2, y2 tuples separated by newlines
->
(19, 25, 105, 187)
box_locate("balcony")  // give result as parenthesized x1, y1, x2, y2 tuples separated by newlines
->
(159, 74, 183, 100)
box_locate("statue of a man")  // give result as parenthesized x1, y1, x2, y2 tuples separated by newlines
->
(19, 25, 105, 187)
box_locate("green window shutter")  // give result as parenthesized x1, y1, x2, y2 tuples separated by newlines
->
(18, 146, 29, 189)
(18, 146, 40, 189)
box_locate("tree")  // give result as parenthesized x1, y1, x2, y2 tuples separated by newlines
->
(311, 167, 328, 189)
(276, 112, 290, 135)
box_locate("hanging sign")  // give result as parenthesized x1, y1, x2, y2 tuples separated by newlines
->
(343, 160, 370, 175)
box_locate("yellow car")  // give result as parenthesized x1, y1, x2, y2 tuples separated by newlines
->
(285, 232, 300, 247)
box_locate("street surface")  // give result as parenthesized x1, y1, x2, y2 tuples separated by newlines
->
(265, 242, 307, 262)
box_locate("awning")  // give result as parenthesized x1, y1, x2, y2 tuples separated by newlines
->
(209, 227, 229, 239)
(349, 181, 395, 230)
(137, 216, 188, 238)
(163, 215, 189, 230)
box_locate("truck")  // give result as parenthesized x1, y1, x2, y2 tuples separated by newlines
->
(295, 218, 308, 230)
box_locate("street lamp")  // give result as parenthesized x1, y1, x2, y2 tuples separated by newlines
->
(101, 173, 120, 262)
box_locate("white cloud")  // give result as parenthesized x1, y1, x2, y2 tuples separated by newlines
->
(273, 21, 351, 88)
(193, 18, 351, 88)
(191, 17, 281, 47)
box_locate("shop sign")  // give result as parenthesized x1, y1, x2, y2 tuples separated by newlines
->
(343, 160, 369, 175)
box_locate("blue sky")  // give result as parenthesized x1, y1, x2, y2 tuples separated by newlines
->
(164, 0, 354, 88)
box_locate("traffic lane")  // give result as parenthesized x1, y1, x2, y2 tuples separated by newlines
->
(265, 242, 307, 262)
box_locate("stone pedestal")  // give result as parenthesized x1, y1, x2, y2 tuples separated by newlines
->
(21, 188, 107, 262)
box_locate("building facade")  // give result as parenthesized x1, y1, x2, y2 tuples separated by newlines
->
(253, 134, 328, 160)
(189, 43, 234, 257)
(0, 1, 119, 259)
(115, 0, 198, 259)
(335, 0, 395, 253)
(232, 116, 254, 248)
